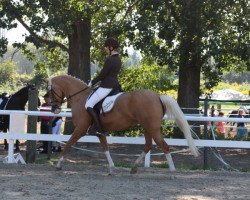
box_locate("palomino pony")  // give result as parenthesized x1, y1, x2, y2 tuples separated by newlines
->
(0, 84, 39, 151)
(48, 75, 199, 174)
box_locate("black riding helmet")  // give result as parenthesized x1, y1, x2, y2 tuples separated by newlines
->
(104, 37, 119, 49)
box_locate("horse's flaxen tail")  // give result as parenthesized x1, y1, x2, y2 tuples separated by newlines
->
(160, 95, 199, 157)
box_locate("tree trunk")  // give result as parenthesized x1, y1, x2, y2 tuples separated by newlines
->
(68, 19, 91, 82)
(178, 39, 201, 113)
(175, 1, 202, 138)
(64, 19, 91, 135)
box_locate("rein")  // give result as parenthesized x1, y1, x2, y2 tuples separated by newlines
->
(67, 87, 90, 100)
(50, 86, 90, 104)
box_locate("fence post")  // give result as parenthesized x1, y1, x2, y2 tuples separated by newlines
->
(8, 113, 25, 163)
(203, 97, 208, 169)
(26, 88, 39, 163)
(7, 113, 15, 163)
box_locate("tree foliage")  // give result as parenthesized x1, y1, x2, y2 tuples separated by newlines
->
(33, 46, 68, 74)
(1, 0, 249, 109)
(0, 59, 16, 84)
(117, 0, 249, 137)
(120, 64, 176, 92)
(0, 0, 131, 81)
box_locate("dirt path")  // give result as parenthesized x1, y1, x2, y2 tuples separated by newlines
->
(0, 163, 249, 200)
(0, 142, 250, 200)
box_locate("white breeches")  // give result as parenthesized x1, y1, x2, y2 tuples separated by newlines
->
(85, 87, 112, 108)
(52, 119, 62, 147)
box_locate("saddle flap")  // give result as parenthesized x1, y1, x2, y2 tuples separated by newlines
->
(101, 93, 123, 113)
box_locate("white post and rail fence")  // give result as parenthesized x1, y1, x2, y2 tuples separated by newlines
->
(0, 110, 249, 166)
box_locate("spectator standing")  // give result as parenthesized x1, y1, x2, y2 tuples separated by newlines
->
(236, 109, 247, 140)
(215, 111, 226, 139)
(52, 116, 63, 152)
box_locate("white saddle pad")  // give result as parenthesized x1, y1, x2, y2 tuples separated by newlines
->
(101, 93, 123, 113)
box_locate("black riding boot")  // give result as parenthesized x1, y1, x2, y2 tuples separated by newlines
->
(87, 107, 102, 133)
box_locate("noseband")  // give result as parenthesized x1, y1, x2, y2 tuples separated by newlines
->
(49, 88, 66, 104)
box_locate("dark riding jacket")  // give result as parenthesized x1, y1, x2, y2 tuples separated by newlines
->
(91, 54, 121, 89)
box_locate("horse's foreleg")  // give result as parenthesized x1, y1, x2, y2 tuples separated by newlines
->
(130, 134, 152, 174)
(98, 135, 114, 175)
(56, 128, 86, 170)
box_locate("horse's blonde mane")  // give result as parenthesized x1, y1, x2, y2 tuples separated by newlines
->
(52, 74, 88, 86)
(48, 78, 52, 90)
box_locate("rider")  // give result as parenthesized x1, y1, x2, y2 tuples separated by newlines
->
(85, 37, 122, 133)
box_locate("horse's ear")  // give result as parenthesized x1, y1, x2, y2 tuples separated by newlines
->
(42, 79, 49, 88)
(26, 82, 36, 89)
(42, 78, 48, 84)
(45, 78, 52, 90)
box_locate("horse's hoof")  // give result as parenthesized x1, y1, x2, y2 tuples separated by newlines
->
(108, 167, 115, 175)
(130, 167, 138, 174)
(55, 166, 62, 171)
(108, 172, 112, 176)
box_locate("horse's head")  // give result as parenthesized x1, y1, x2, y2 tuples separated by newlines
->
(27, 83, 36, 90)
(47, 75, 91, 114)
(4, 83, 40, 110)
(47, 78, 65, 114)
(11, 84, 37, 102)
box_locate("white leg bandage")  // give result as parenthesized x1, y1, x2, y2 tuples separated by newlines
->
(56, 156, 64, 168)
(105, 151, 114, 167)
(165, 153, 176, 171)
(135, 152, 146, 165)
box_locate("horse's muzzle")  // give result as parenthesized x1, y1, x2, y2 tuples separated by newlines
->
(54, 108, 61, 114)
(51, 105, 61, 114)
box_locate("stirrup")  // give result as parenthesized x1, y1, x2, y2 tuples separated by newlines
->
(89, 132, 105, 137)
(87, 125, 105, 136)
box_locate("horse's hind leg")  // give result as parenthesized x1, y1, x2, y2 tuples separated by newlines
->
(152, 133, 176, 171)
(98, 134, 115, 175)
(130, 134, 153, 174)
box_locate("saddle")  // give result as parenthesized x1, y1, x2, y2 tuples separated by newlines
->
(0, 96, 9, 110)
(93, 87, 123, 114)
(0, 96, 9, 130)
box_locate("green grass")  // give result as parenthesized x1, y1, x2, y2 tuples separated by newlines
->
(33, 156, 250, 172)
(34, 155, 59, 165)
(151, 161, 168, 168)
(115, 161, 133, 168)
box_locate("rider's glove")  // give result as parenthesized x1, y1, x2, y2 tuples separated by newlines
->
(88, 81, 92, 87)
